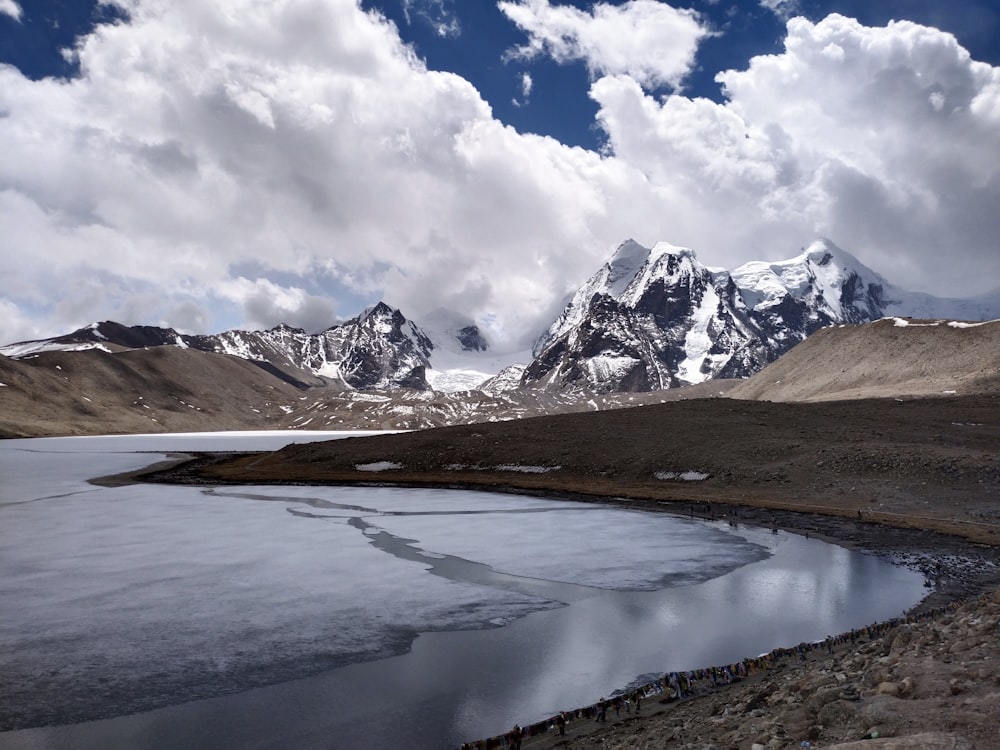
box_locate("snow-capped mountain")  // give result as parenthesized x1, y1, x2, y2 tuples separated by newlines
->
(2, 303, 461, 391)
(733, 239, 1000, 344)
(5, 238, 999, 398)
(524, 241, 770, 392)
(523, 238, 1000, 392)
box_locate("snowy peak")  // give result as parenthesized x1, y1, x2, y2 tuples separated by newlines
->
(0, 320, 189, 358)
(308, 302, 433, 389)
(532, 240, 705, 358)
(526, 241, 768, 392)
(604, 238, 652, 297)
(733, 239, 894, 326)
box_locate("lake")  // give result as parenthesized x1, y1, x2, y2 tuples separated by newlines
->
(0, 432, 927, 749)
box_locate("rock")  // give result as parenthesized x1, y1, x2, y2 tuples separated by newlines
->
(890, 628, 914, 652)
(821, 731, 971, 749)
(877, 681, 900, 696)
(837, 684, 860, 701)
(860, 695, 904, 728)
(817, 699, 857, 725)
(804, 685, 843, 717)
(898, 676, 914, 697)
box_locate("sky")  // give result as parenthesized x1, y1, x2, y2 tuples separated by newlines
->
(1, 0, 999, 349)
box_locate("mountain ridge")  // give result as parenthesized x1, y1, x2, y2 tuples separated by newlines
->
(525, 238, 1000, 392)
(4, 238, 999, 398)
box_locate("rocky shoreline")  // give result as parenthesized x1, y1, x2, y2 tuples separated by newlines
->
(513, 590, 1000, 750)
(139, 452, 1000, 615)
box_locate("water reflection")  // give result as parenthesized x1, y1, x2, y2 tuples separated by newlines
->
(0, 436, 927, 750)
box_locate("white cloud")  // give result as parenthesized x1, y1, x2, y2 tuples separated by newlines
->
(0, 0, 643, 347)
(512, 71, 533, 107)
(0, 0, 21, 22)
(758, 0, 800, 21)
(0, 2, 998, 352)
(592, 13, 1000, 294)
(216, 278, 337, 333)
(402, 0, 460, 38)
(498, 0, 711, 90)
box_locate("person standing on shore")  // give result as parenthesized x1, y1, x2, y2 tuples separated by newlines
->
(508, 724, 522, 750)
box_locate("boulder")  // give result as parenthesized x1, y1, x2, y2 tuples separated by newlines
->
(821, 731, 970, 749)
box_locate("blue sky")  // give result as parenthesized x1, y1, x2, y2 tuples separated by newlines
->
(360, 0, 1000, 148)
(1, 0, 999, 347)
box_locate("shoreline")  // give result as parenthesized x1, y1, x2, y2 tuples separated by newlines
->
(129, 453, 1000, 748)
(135, 452, 1000, 612)
(477, 596, 973, 749)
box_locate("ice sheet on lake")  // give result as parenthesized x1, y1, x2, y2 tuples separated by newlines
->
(0, 482, 550, 727)
(0, 434, 764, 730)
(360, 492, 769, 590)
(0, 434, 927, 742)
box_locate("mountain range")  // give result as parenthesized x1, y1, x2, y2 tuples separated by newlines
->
(524, 238, 1000, 392)
(6, 238, 998, 397)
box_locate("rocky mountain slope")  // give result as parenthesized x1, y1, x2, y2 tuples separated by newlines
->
(1, 303, 451, 391)
(524, 241, 767, 392)
(0, 345, 737, 438)
(3, 308, 999, 439)
(525, 238, 1000, 392)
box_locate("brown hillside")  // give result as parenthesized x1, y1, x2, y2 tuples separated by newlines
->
(0, 348, 303, 437)
(728, 318, 1000, 402)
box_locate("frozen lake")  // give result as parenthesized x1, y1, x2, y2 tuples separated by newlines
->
(0, 432, 927, 749)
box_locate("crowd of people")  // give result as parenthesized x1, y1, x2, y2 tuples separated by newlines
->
(460, 599, 964, 749)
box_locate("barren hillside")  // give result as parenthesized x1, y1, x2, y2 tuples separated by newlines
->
(0, 347, 305, 437)
(728, 318, 1000, 402)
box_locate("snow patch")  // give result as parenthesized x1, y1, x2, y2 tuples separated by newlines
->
(425, 368, 491, 393)
(655, 470, 710, 481)
(676, 282, 721, 384)
(494, 464, 561, 474)
(947, 320, 994, 328)
(355, 461, 403, 472)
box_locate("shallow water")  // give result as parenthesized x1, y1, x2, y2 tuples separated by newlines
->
(0, 433, 927, 749)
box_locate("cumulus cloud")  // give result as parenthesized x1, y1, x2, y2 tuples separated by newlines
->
(0, 0, 21, 21)
(0, 0, 648, 347)
(498, 0, 710, 90)
(592, 13, 1000, 293)
(0, 1, 998, 352)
